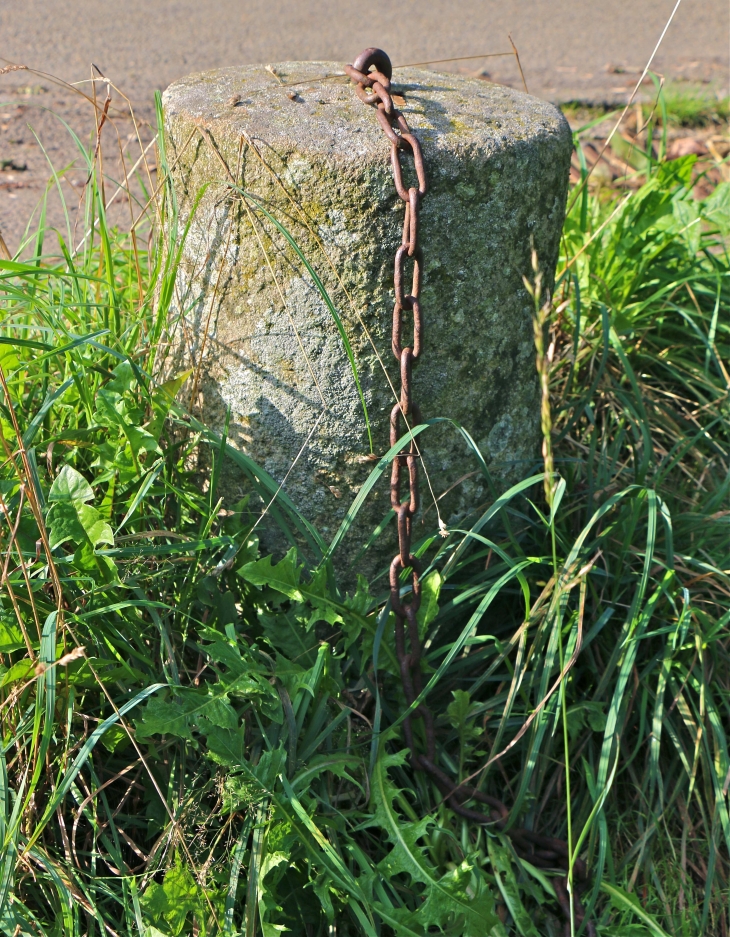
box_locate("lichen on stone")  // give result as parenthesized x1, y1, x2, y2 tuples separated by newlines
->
(162, 62, 571, 573)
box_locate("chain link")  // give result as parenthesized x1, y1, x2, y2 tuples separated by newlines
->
(347, 49, 594, 936)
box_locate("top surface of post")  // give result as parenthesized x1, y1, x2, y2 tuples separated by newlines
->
(162, 61, 568, 159)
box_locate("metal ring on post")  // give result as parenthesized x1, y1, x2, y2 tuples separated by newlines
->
(354, 81, 393, 115)
(344, 66, 392, 90)
(351, 47, 393, 82)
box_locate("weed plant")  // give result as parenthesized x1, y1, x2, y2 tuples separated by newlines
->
(0, 87, 729, 937)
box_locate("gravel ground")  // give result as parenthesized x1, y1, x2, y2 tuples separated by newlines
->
(0, 0, 728, 251)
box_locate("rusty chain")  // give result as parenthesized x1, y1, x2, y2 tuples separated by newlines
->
(347, 48, 595, 937)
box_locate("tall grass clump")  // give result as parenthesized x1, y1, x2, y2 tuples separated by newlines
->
(0, 81, 728, 937)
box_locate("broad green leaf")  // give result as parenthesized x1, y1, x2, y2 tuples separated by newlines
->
(0, 614, 27, 654)
(48, 465, 94, 503)
(416, 570, 441, 635)
(259, 608, 319, 667)
(0, 346, 19, 372)
(141, 861, 203, 936)
(148, 369, 192, 440)
(106, 360, 136, 394)
(703, 180, 730, 233)
(204, 724, 247, 767)
(47, 500, 113, 549)
(0, 659, 34, 688)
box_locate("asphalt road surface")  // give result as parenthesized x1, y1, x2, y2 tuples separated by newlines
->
(1, 0, 728, 249)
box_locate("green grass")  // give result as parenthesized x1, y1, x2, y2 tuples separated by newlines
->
(0, 88, 729, 937)
(562, 76, 729, 131)
(661, 82, 729, 127)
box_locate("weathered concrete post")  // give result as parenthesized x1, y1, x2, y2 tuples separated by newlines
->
(162, 62, 571, 570)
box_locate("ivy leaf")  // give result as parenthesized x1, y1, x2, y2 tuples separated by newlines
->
(72, 540, 119, 585)
(46, 465, 114, 552)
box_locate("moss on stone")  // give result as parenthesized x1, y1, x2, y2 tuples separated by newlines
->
(162, 62, 571, 572)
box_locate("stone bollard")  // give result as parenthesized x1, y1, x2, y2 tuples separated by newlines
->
(162, 62, 571, 572)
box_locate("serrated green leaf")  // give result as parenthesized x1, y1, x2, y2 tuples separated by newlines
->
(239, 550, 369, 641)
(106, 361, 136, 394)
(141, 861, 202, 936)
(601, 882, 671, 937)
(291, 754, 363, 794)
(203, 724, 247, 767)
(135, 691, 237, 741)
(239, 549, 304, 601)
(259, 608, 319, 667)
(370, 751, 501, 936)
(446, 689, 473, 728)
(488, 838, 540, 937)
(94, 387, 161, 457)
(148, 369, 192, 441)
